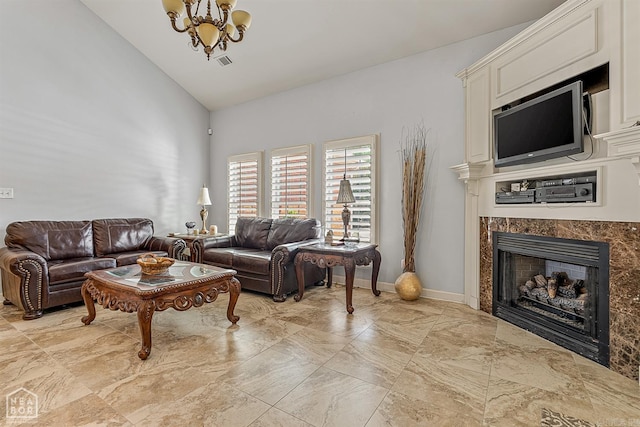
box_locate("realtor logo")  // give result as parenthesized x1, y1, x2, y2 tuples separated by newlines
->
(6, 387, 38, 419)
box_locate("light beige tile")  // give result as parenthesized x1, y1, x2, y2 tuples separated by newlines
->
(368, 307, 438, 346)
(573, 354, 640, 422)
(275, 367, 388, 427)
(494, 319, 564, 351)
(483, 376, 596, 427)
(491, 338, 589, 398)
(97, 364, 220, 423)
(25, 392, 132, 426)
(366, 390, 482, 427)
(416, 335, 494, 375)
(134, 381, 270, 427)
(391, 356, 489, 425)
(218, 348, 320, 405)
(269, 327, 351, 365)
(225, 316, 304, 347)
(249, 407, 315, 427)
(325, 328, 416, 388)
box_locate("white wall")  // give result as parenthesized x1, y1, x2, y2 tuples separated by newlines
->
(209, 24, 529, 293)
(0, 0, 210, 244)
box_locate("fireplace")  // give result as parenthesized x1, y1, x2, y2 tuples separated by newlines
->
(492, 232, 610, 366)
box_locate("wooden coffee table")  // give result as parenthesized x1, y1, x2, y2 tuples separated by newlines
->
(81, 261, 240, 360)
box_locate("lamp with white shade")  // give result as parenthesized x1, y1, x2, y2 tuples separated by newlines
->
(197, 185, 212, 234)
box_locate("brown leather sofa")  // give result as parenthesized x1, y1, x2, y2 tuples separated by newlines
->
(0, 218, 186, 320)
(192, 217, 325, 301)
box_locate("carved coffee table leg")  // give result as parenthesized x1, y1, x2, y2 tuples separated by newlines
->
(226, 277, 241, 324)
(137, 301, 156, 360)
(371, 249, 382, 296)
(81, 281, 96, 325)
(326, 267, 333, 288)
(344, 258, 356, 314)
(294, 252, 305, 302)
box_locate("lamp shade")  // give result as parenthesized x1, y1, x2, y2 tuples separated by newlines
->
(197, 23, 220, 47)
(336, 179, 355, 204)
(232, 10, 252, 30)
(197, 186, 212, 206)
(162, 0, 185, 15)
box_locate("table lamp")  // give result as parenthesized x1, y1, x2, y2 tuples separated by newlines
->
(336, 150, 355, 240)
(197, 185, 212, 234)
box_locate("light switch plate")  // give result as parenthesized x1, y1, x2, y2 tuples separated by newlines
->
(0, 188, 14, 199)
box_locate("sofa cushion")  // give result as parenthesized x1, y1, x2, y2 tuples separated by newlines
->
(234, 217, 272, 250)
(266, 218, 320, 250)
(107, 250, 167, 267)
(231, 249, 271, 275)
(48, 257, 116, 285)
(93, 218, 154, 257)
(5, 221, 93, 261)
(202, 248, 235, 268)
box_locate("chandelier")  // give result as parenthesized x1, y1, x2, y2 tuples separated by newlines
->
(162, 0, 252, 60)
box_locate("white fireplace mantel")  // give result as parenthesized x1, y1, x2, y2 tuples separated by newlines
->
(596, 126, 640, 185)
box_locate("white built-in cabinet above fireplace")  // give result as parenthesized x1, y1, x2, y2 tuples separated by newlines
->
(453, 0, 640, 222)
(451, 0, 640, 309)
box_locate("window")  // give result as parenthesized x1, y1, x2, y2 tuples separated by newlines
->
(270, 145, 312, 219)
(227, 152, 263, 233)
(323, 135, 378, 243)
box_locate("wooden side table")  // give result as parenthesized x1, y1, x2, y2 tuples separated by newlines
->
(294, 243, 381, 313)
(168, 233, 226, 262)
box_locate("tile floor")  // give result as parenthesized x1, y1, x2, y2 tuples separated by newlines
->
(1, 284, 638, 426)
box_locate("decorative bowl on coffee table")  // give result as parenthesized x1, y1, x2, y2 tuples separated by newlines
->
(137, 253, 175, 275)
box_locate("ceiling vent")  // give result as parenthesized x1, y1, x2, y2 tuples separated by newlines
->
(215, 55, 233, 67)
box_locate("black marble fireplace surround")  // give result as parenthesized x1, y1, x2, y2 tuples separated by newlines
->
(492, 232, 610, 366)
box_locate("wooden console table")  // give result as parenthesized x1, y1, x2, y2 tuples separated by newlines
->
(294, 243, 381, 313)
(81, 261, 240, 360)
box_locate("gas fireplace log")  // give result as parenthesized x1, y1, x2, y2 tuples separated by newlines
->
(557, 284, 577, 299)
(534, 275, 547, 288)
(548, 279, 558, 298)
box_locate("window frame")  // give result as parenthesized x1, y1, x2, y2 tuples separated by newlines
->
(269, 144, 313, 220)
(227, 151, 263, 234)
(322, 134, 378, 244)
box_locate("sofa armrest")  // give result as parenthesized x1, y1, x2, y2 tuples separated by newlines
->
(270, 239, 321, 299)
(144, 237, 186, 259)
(199, 235, 236, 250)
(271, 239, 321, 265)
(0, 247, 48, 315)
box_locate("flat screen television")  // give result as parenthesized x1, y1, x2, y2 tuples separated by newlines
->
(494, 81, 584, 167)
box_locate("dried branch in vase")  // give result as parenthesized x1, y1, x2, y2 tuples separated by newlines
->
(400, 123, 429, 273)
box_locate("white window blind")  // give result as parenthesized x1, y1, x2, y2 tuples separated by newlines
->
(323, 135, 377, 243)
(227, 152, 263, 234)
(270, 145, 312, 219)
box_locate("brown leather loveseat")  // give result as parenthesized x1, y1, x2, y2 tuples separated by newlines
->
(192, 217, 325, 301)
(0, 218, 186, 320)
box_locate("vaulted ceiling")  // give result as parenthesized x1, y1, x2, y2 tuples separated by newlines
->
(81, 0, 565, 111)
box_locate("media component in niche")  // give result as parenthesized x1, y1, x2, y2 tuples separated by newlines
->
(496, 175, 596, 204)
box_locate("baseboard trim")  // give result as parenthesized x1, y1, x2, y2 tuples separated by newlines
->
(339, 277, 466, 304)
